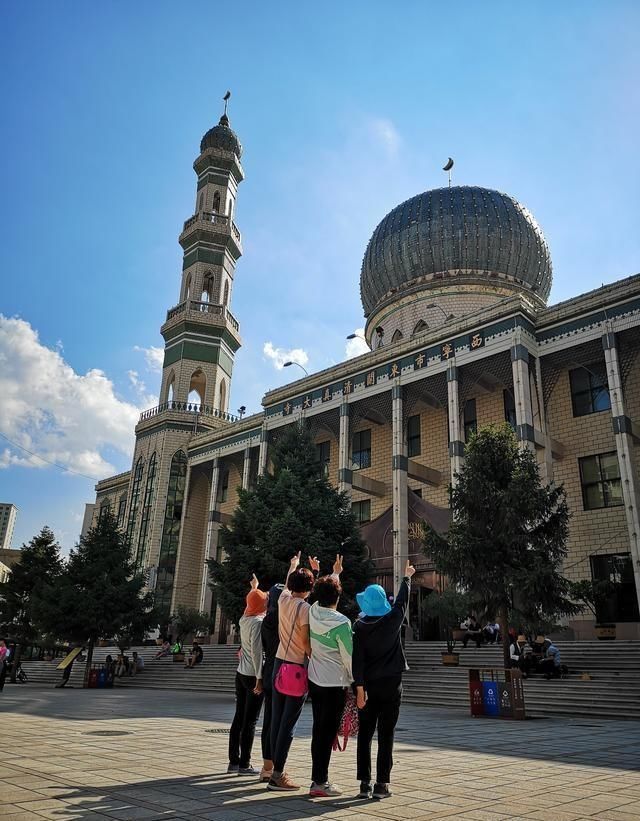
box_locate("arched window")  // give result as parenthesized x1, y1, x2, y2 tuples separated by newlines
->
(223, 280, 229, 306)
(413, 320, 428, 336)
(198, 192, 204, 212)
(227, 196, 234, 217)
(391, 329, 404, 344)
(219, 378, 227, 412)
(156, 450, 188, 620)
(165, 371, 175, 404)
(212, 191, 220, 213)
(116, 492, 127, 528)
(126, 457, 145, 544)
(201, 272, 213, 303)
(135, 453, 157, 570)
(184, 273, 192, 302)
(99, 499, 111, 522)
(188, 369, 206, 407)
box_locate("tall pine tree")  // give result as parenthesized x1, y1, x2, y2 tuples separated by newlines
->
(0, 526, 63, 681)
(424, 424, 578, 665)
(210, 423, 373, 624)
(35, 511, 156, 686)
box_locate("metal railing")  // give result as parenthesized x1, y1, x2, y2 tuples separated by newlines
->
(182, 211, 241, 241)
(138, 401, 239, 424)
(164, 300, 240, 330)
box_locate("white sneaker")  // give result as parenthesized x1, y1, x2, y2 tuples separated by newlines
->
(309, 782, 342, 797)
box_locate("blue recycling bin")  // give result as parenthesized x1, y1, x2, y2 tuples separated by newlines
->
(482, 680, 500, 716)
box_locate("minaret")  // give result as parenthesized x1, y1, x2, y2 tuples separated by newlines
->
(124, 101, 244, 606)
(158, 104, 244, 415)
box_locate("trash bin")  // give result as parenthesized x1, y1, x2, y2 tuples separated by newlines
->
(88, 666, 99, 688)
(469, 668, 525, 720)
(97, 668, 107, 688)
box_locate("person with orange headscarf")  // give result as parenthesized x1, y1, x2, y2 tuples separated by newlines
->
(228, 573, 268, 776)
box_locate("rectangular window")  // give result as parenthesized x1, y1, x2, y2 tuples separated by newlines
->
(352, 429, 371, 471)
(116, 498, 127, 528)
(504, 390, 517, 430)
(217, 470, 229, 503)
(463, 399, 477, 442)
(579, 452, 623, 510)
(569, 367, 611, 417)
(407, 415, 421, 457)
(352, 499, 371, 525)
(590, 553, 640, 622)
(316, 441, 331, 477)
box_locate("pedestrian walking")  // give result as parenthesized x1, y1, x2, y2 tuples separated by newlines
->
(353, 559, 415, 800)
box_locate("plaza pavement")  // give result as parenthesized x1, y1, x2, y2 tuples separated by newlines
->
(0, 687, 639, 821)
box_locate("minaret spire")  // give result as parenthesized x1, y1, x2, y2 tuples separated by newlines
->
(223, 90, 231, 117)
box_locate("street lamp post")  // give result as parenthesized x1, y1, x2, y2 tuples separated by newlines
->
(283, 361, 309, 377)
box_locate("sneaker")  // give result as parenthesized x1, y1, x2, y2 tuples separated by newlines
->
(309, 782, 342, 797)
(258, 768, 273, 783)
(372, 783, 392, 800)
(267, 773, 300, 791)
(238, 765, 259, 776)
(226, 763, 239, 774)
(358, 781, 372, 798)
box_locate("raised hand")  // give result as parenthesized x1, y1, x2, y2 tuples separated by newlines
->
(250, 573, 259, 590)
(405, 559, 416, 578)
(308, 556, 320, 573)
(333, 553, 344, 575)
(289, 551, 301, 571)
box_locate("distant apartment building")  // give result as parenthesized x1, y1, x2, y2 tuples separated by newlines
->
(0, 504, 17, 551)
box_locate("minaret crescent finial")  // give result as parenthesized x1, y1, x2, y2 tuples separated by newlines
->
(223, 90, 231, 116)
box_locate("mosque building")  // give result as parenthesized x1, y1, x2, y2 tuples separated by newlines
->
(88, 108, 640, 641)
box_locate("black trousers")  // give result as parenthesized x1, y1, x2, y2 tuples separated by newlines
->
(270, 658, 307, 773)
(229, 672, 264, 768)
(309, 681, 345, 785)
(356, 675, 402, 785)
(0, 661, 7, 691)
(261, 677, 274, 761)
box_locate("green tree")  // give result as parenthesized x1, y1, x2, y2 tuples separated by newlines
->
(35, 511, 155, 686)
(210, 422, 373, 624)
(170, 606, 210, 646)
(424, 424, 578, 665)
(0, 526, 63, 681)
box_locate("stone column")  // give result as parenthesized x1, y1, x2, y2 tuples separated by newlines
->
(258, 423, 268, 476)
(392, 383, 408, 595)
(199, 458, 220, 613)
(534, 355, 554, 484)
(169, 462, 192, 615)
(242, 445, 251, 490)
(447, 360, 464, 486)
(511, 341, 536, 453)
(338, 398, 352, 496)
(602, 331, 640, 615)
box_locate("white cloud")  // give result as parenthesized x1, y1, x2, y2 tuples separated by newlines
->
(0, 315, 141, 479)
(263, 341, 309, 371)
(369, 117, 402, 158)
(134, 345, 164, 373)
(345, 328, 370, 359)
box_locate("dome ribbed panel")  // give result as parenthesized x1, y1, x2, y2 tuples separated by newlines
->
(360, 186, 552, 314)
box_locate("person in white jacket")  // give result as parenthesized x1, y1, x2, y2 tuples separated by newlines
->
(307, 555, 353, 798)
(228, 574, 267, 776)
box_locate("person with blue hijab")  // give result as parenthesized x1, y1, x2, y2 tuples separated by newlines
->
(352, 559, 415, 801)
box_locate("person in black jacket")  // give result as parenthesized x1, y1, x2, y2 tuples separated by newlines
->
(352, 560, 415, 801)
(259, 583, 284, 783)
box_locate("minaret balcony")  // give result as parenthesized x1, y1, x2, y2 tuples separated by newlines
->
(136, 400, 239, 434)
(161, 300, 241, 345)
(179, 211, 242, 256)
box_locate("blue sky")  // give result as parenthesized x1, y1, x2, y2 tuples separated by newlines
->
(1, 1, 639, 553)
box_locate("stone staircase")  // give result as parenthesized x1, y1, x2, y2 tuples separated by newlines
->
(16, 641, 640, 720)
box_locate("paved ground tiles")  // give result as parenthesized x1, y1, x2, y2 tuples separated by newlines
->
(0, 687, 639, 821)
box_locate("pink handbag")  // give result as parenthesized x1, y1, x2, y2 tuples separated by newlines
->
(274, 601, 308, 697)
